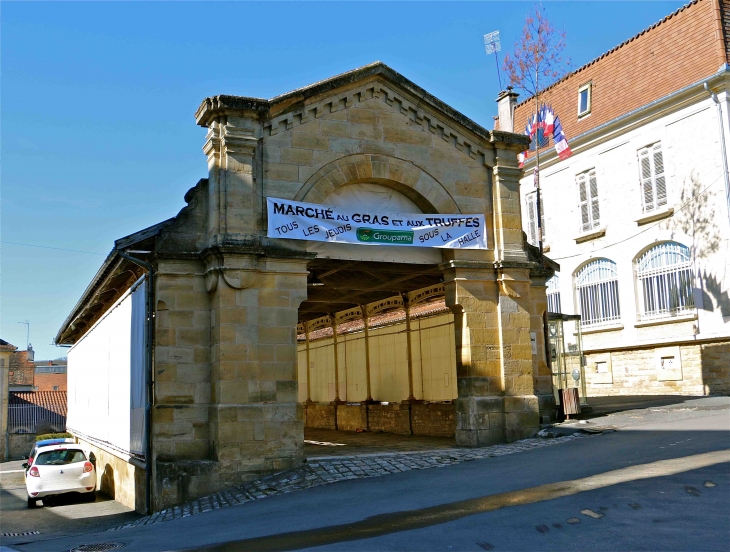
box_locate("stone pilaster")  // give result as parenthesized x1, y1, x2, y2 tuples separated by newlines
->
(205, 253, 308, 485)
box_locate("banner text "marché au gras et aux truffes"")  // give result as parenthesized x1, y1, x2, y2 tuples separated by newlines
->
(266, 198, 487, 249)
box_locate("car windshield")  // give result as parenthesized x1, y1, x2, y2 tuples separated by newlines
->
(35, 449, 86, 466)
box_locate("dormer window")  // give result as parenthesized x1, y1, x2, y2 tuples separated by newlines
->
(578, 83, 592, 117)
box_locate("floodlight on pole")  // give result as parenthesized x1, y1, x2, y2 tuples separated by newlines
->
(484, 30, 503, 89)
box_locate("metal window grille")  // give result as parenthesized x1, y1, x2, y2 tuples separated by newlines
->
(637, 242, 694, 320)
(8, 405, 66, 434)
(525, 191, 546, 246)
(575, 259, 621, 327)
(638, 143, 667, 213)
(547, 274, 562, 313)
(577, 169, 600, 232)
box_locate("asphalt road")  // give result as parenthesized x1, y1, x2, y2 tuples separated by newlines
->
(0, 459, 139, 545)
(2, 398, 729, 552)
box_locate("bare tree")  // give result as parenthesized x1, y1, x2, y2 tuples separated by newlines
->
(503, 5, 569, 255)
(503, 6, 568, 99)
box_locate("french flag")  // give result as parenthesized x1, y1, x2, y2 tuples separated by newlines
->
(552, 115, 572, 160)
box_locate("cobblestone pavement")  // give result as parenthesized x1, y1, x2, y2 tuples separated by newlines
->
(108, 432, 591, 531)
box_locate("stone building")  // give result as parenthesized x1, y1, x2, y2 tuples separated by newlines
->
(56, 62, 556, 512)
(508, 0, 730, 397)
(0, 339, 17, 460)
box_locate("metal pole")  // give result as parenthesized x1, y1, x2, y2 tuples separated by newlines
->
(361, 307, 373, 402)
(403, 296, 415, 402)
(305, 323, 312, 403)
(534, 59, 544, 257)
(331, 318, 341, 403)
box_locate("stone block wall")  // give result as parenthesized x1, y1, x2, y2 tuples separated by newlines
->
(336, 404, 367, 431)
(364, 404, 411, 435)
(7, 433, 34, 460)
(75, 437, 146, 513)
(411, 403, 455, 437)
(153, 260, 212, 464)
(305, 402, 458, 437)
(584, 340, 730, 396)
(701, 342, 730, 395)
(305, 403, 337, 429)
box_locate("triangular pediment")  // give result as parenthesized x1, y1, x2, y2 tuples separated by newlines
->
(195, 62, 521, 166)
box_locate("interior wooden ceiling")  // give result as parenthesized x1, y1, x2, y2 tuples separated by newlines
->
(298, 258, 443, 322)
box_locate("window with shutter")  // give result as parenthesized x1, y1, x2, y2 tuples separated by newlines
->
(576, 169, 600, 232)
(638, 142, 667, 213)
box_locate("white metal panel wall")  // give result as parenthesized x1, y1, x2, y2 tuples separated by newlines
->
(297, 344, 307, 402)
(67, 277, 146, 457)
(297, 312, 458, 404)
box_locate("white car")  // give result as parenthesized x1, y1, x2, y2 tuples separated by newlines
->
(23, 443, 96, 508)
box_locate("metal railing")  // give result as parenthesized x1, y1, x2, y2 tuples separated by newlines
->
(7, 405, 66, 434)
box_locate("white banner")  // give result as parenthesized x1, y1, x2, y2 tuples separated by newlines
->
(267, 198, 487, 249)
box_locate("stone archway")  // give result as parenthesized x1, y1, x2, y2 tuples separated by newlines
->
(295, 153, 461, 215)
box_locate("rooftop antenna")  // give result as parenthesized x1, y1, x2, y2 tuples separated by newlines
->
(18, 320, 29, 350)
(484, 30, 503, 89)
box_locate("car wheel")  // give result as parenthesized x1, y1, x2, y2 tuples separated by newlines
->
(27, 496, 37, 508)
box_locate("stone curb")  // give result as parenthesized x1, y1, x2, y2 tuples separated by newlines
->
(108, 433, 591, 531)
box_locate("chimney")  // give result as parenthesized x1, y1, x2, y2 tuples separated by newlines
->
(496, 87, 519, 133)
(27, 343, 34, 362)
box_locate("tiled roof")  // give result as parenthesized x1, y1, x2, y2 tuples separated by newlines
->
(0, 338, 18, 352)
(299, 300, 451, 341)
(513, 0, 725, 148)
(9, 391, 67, 416)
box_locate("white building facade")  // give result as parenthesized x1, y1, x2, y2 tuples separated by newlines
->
(511, 0, 730, 396)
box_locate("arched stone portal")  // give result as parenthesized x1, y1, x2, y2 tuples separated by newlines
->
(56, 62, 556, 512)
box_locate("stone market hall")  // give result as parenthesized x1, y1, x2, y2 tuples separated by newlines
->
(55, 63, 557, 513)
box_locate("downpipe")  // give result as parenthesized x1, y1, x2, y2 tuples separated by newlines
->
(704, 82, 730, 227)
(117, 250, 154, 515)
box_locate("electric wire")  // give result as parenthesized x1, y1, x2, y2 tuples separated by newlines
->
(548, 173, 725, 262)
(0, 240, 106, 256)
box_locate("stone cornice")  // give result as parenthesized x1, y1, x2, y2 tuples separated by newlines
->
(195, 62, 529, 167)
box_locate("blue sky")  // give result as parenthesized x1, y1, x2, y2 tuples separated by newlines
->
(2, 1, 686, 359)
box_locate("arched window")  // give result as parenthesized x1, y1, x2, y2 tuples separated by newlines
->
(636, 242, 694, 320)
(575, 259, 621, 326)
(547, 274, 561, 314)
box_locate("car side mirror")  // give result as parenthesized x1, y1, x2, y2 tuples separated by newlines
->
(21, 463, 28, 469)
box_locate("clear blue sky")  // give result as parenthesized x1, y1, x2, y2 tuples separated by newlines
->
(2, 1, 686, 359)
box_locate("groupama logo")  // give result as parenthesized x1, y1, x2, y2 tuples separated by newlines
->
(356, 227, 414, 244)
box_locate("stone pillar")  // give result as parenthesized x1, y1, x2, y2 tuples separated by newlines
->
(201, 115, 310, 484)
(440, 138, 540, 446)
(206, 255, 308, 482)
